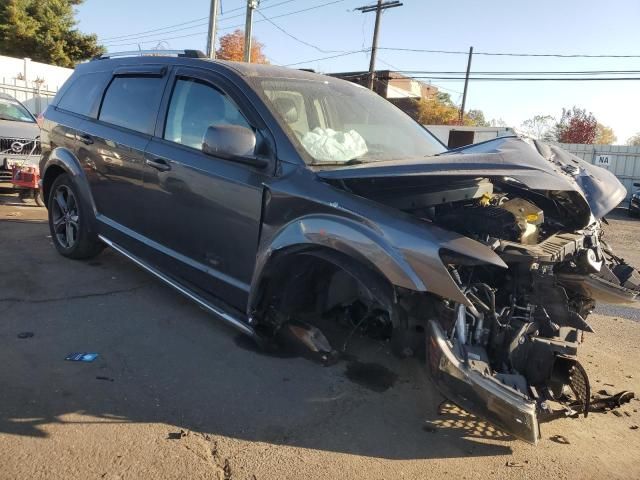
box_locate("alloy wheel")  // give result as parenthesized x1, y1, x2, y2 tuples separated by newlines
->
(51, 185, 80, 249)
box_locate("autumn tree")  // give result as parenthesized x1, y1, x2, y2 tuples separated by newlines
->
(627, 133, 640, 146)
(554, 107, 598, 144)
(416, 92, 488, 126)
(520, 115, 555, 141)
(0, 0, 104, 67)
(216, 29, 268, 63)
(594, 123, 617, 144)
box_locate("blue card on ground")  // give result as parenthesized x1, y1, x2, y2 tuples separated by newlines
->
(65, 352, 99, 362)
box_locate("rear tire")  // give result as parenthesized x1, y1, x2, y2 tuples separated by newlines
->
(48, 174, 103, 259)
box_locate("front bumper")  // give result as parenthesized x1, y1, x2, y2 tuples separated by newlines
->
(427, 320, 540, 444)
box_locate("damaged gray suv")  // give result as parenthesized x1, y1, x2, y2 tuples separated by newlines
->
(39, 50, 640, 444)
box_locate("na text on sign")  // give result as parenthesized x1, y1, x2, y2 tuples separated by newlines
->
(596, 154, 611, 168)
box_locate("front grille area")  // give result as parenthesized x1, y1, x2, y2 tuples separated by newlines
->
(0, 137, 41, 156)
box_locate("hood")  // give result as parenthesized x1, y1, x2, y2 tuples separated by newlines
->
(0, 119, 39, 140)
(315, 136, 626, 219)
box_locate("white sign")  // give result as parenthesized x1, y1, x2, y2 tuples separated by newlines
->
(596, 154, 611, 167)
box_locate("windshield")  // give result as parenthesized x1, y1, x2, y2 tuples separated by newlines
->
(255, 77, 446, 165)
(0, 97, 35, 123)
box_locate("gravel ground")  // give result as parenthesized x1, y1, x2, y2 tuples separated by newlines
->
(1, 193, 639, 480)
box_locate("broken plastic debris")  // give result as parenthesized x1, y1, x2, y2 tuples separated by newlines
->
(301, 127, 368, 163)
(65, 352, 99, 362)
(17, 332, 34, 339)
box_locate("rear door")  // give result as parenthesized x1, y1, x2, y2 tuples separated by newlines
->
(138, 66, 273, 310)
(76, 66, 168, 242)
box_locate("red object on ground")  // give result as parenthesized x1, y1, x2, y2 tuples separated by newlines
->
(11, 164, 40, 189)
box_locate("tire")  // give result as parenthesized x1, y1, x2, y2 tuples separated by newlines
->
(48, 174, 103, 259)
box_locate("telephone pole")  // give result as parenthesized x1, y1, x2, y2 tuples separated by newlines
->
(459, 46, 474, 125)
(356, 0, 403, 90)
(244, 0, 260, 62)
(206, 0, 220, 59)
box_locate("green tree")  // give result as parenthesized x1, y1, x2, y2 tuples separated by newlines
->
(520, 115, 555, 140)
(627, 133, 640, 146)
(0, 0, 104, 67)
(594, 123, 617, 145)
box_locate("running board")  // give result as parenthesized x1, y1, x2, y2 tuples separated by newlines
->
(98, 235, 256, 338)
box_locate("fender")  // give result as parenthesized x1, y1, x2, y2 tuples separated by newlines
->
(249, 210, 507, 315)
(41, 147, 99, 231)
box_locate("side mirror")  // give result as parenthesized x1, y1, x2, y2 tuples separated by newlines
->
(202, 125, 268, 168)
(634, 182, 640, 188)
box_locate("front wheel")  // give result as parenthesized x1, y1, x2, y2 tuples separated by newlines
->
(48, 174, 103, 259)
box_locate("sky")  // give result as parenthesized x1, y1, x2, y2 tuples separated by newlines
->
(76, 0, 640, 142)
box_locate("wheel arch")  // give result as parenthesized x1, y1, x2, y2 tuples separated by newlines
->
(248, 215, 427, 323)
(42, 147, 98, 231)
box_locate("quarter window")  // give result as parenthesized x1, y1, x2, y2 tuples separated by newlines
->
(57, 72, 110, 117)
(99, 76, 164, 134)
(164, 78, 251, 150)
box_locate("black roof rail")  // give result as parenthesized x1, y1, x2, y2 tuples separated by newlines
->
(93, 49, 207, 61)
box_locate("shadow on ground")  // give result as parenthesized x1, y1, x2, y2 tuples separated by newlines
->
(0, 213, 516, 461)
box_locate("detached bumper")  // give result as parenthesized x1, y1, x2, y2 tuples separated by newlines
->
(426, 320, 540, 444)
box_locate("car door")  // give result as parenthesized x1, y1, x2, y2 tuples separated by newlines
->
(76, 66, 168, 243)
(139, 67, 273, 311)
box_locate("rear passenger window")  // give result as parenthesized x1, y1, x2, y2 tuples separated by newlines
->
(99, 76, 164, 135)
(57, 72, 110, 117)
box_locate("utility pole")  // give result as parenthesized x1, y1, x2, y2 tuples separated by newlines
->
(244, 0, 260, 62)
(459, 46, 473, 125)
(206, 0, 220, 59)
(356, 0, 403, 90)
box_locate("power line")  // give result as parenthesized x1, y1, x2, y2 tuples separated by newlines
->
(284, 49, 371, 66)
(405, 76, 640, 81)
(105, 0, 352, 48)
(376, 47, 640, 59)
(101, 0, 298, 45)
(254, 9, 344, 53)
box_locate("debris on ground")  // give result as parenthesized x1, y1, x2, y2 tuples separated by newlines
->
(65, 352, 99, 362)
(17, 332, 34, 339)
(549, 434, 571, 444)
(506, 461, 525, 468)
(631, 425, 639, 430)
(167, 430, 188, 440)
(95, 376, 114, 382)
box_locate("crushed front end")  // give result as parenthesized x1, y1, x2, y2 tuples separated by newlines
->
(316, 137, 640, 443)
(425, 190, 639, 443)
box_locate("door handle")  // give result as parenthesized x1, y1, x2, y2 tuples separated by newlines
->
(78, 133, 94, 145)
(145, 157, 171, 172)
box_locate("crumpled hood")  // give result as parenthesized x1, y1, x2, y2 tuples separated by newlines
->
(315, 136, 626, 219)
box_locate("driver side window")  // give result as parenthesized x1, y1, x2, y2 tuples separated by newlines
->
(164, 78, 251, 150)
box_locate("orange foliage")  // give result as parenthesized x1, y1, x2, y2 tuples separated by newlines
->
(216, 29, 268, 64)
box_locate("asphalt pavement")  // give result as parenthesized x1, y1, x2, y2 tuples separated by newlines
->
(1, 193, 639, 480)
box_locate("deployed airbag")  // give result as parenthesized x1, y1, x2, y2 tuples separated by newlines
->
(301, 127, 368, 163)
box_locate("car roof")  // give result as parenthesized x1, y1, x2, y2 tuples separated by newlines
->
(0, 92, 18, 101)
(77, 55, 331, 82)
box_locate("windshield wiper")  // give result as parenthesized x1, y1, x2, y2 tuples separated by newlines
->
(344, 158, 364, 165)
